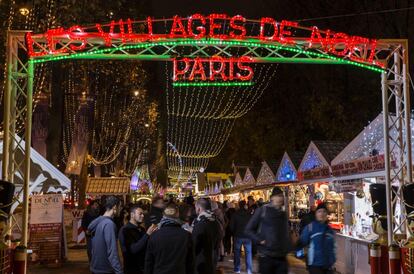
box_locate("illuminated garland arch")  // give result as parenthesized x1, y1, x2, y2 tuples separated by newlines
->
(3, 15, 412, 248)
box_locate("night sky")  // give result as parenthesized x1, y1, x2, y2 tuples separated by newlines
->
(144, 0, 414, 171)
(3, 0, 411, 176)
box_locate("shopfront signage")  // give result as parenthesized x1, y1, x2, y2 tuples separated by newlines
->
(329, 179, 362, 193)
(26, 14, 382, 69)
(299, 166, 331, 181)
(331, 154, 388, 177)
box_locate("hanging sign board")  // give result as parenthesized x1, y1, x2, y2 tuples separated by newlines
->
(329, 179, 363, 193)
(299, 166, 330, 181)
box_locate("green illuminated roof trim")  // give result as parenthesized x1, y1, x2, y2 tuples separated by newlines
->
(173, 81, 253, 87)
(29, 38, 385, 73)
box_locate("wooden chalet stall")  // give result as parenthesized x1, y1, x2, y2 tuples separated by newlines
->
(297, 141, 346, 230)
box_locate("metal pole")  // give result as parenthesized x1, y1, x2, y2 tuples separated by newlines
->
(22, 60, 34, 249)
(394, 51, 406, 236)
(403, 63, 412, 184)
(2, 33, 13, 181)
(382, 71, 394, 246)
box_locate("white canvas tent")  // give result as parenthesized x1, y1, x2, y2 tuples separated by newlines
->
(332, 113, 414, 165)
(0, 136, 71, 212)
(331, 113, 414, 180)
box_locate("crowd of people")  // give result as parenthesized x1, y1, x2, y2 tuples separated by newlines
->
(81, 187, 336, 274)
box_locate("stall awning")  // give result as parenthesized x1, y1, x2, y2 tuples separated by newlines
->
(86, 177, 130, 195)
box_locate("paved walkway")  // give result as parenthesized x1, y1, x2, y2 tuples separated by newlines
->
(28, 245, 308, 274)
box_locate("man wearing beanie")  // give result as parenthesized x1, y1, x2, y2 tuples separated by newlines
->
(145, 203, 194, 274)
(245, 187, 291, 274)
(298, 203, 336, 274)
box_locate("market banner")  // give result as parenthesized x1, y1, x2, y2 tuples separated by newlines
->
(331, 154, 391, 177)
(298, 166, 330, 181)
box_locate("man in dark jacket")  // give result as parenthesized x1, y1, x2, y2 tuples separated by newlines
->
(81, 200, 100, 262)
(145, 203, 194, 274)
(192, 198, 220, 274)
(88, 196, 123, 274)
(145, 196, 165, 228)
(245, 187, 291, 274)
(119, 205, 158, 274)
(230, 200, 253, 274)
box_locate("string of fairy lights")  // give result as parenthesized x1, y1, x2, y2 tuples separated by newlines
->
(165, 20, 278, 180)
(0, 0, 56, 133)
(61, 60, 154, 176)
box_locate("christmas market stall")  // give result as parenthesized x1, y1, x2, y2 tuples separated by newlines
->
(298, 141, 346, 230)
(221, 169, 246, 202)
(250, 160, 280, 201)
(275, 152, 305, 221)
(238, 167, 261, 201)
(204, 173, 232, 202)
(330, 114, 400, 274)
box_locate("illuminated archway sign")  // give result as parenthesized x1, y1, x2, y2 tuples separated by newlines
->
(26, 13, 385, 88)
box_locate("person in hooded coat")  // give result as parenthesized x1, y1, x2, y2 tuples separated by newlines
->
(88, 196, 123, 274)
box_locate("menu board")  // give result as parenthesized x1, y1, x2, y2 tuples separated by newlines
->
(29, 223, 62, 263)
(29, 194, 63, 264)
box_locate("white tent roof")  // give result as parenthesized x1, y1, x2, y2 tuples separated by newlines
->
(0, 136, 71, 194)
(332, 113, 414, 165)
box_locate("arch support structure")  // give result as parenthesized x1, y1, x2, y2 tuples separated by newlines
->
(1, 29, 412, 254)
(381, 40, 412, 246)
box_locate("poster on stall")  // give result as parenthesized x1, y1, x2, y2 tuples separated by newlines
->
(29, 194, 64, 264)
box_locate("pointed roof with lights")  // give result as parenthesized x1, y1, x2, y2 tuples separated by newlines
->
(299, 141, 346, 172)
(242, 167, 257, 185)
(256, 159, 281, 185)
(331, 113, 401, 165)
(276, 152, 299, 182)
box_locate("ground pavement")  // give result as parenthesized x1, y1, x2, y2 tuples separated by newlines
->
(28, 245, 308, 274)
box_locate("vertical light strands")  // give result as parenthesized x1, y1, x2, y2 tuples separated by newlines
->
(166, 62, 277, 177)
